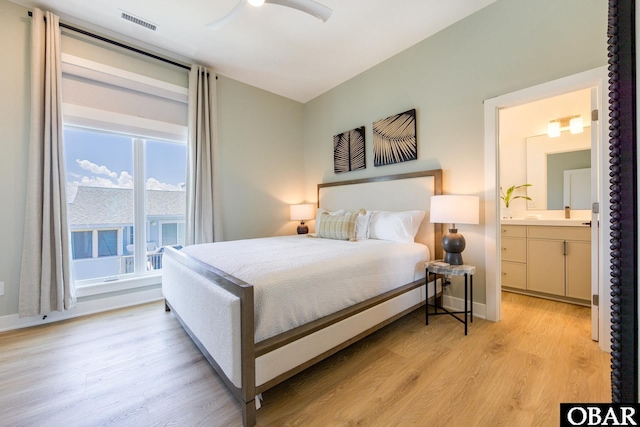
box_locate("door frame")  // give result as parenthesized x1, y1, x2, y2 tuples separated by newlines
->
(483, 66, 610, 352)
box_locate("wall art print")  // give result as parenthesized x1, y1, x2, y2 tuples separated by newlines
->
(373, 109, 417, 167)
(333, 126, 366, 173)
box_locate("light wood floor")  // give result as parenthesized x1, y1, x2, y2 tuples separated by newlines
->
(0, 292, 610, 426)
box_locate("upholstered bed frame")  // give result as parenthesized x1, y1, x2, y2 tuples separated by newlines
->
(162, 169, 443, 426)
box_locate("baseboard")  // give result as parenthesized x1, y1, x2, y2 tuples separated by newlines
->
(0, 287, 164, 333)
(0, 289, 487, 334)
(442, 294, 486, 320)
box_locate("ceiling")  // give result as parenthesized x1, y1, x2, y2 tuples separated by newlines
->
(9, 0, 497, 103)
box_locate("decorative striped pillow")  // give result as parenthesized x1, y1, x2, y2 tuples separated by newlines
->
(316, 210, 358, 241)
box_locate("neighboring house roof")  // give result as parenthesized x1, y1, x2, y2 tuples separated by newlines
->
(68, 186, 185, 227)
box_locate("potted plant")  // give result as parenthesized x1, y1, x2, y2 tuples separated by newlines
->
(500, 184, 532, 218)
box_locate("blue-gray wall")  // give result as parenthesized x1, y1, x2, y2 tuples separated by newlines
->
(301, 0, 607, 303)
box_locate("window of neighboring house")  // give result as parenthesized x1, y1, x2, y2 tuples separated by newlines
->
(160, 221, 185, 247)
(97, 230, 118, 257)
(71, 231, 92, 259)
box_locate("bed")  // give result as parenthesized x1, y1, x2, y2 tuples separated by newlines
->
(162, 169, 443, 426)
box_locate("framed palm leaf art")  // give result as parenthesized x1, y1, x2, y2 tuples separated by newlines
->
(373, 109, 417, 166)
(333, 126, 366, 173)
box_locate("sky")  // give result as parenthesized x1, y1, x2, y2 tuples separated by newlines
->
(64, 128, 186, 202)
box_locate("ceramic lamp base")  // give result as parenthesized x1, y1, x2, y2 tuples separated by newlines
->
(297, 221, 309, 234)
(442, 228, 466, 265)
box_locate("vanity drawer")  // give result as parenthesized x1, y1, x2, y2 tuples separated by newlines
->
(501, 225, 526, 238)
(527, 226, 591, 241)
(501, 237, 526, 262)
(501, 261, 526, 290)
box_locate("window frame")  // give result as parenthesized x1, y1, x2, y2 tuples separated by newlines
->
(67, 131, 187, 296)
(61, 55, 188, 297)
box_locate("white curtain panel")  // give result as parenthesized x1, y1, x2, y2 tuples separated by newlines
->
(186, 65, 222, 245)
(19, 8, 75, 317)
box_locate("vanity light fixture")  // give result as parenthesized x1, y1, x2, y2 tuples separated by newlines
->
(569, 116, 584, 134)
(547, 120, 561, 138)
(547, 115, 583, 138)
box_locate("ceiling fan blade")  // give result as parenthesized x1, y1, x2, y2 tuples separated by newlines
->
(265, 0, 332, 22)
(206, 0, 247, 30)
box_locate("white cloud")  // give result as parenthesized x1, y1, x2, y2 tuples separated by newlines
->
(76, 159, 118, 179)
(67, 162, 183, 202)
(146, 178, 185, 191)
(117, 171, 134, 188)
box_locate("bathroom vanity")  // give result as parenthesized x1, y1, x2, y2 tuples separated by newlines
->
(500, 219, 591, 305)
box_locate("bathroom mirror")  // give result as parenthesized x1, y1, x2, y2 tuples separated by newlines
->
(525, 130, 591, 210)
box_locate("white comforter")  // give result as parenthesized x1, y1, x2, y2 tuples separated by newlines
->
(181, 235, 429, 342)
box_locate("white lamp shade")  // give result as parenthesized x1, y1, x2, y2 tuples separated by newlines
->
(290, 203, 315, 221)
(430, 195, 479, 225)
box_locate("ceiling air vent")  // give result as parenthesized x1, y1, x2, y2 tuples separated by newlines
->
(120, 10, 157, 31)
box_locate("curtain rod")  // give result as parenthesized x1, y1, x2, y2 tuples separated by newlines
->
(27, 11, 191, 71)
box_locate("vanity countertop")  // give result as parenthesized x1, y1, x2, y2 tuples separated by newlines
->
(501, 218, 591, 227)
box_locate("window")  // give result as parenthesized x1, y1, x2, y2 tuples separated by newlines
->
(65, 128, 186, 284)
(71, 231, 92, 259)
(97, 230, 118, 257)
(160, 221, 185, 247)
(59, 47, 188, 290)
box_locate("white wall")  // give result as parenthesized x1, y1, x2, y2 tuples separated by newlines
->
(499, 89, 592, 215)
(0, 0, 31, 319)
(302, 0, 608, 304)
(217, 76, 305, 240)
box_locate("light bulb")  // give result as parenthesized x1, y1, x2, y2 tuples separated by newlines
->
(248, 0, 265, 6)
(547, 121, 561, 138)
(569, 116, 583, 134)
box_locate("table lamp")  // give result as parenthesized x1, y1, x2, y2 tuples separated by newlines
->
(430, 195, 479, 265)
(290, 203, 315, 234)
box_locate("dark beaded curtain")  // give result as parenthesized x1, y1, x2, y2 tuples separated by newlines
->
(608, 0, 638, 403)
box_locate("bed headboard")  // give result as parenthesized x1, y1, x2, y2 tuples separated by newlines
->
(317, 169, 443, 259)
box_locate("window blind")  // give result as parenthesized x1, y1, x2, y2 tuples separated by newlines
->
(60, 35, 189, 142)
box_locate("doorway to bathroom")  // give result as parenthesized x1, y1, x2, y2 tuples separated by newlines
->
(483, 67, 609, 351)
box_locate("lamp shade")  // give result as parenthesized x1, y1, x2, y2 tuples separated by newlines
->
(290, 203, 315, 221)
(430, 195, 479, 225)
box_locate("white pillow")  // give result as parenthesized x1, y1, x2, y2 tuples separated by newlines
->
(369, 210, 426, 243)
(355, 209, 373, 240)
(316, 208, 345, 219)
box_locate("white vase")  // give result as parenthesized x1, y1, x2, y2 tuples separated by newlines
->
(500, 207, 512, 219)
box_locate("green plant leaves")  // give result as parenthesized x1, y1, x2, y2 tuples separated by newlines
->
(500, 183, 532, 207)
